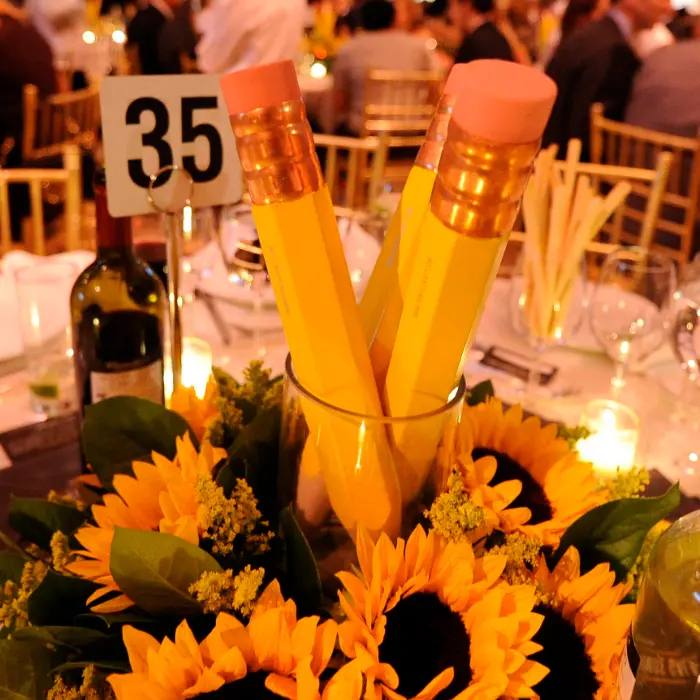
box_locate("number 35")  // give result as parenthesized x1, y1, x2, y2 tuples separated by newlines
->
(126, 96, 224, 188)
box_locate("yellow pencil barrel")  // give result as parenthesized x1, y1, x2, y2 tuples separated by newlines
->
(382, 60, 557, 505)
(221, 62, 402, 538)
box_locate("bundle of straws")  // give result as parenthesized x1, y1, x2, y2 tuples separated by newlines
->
(521, 139, 632, 339)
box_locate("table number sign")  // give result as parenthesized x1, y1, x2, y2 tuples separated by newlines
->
(100, 74, 242, 216)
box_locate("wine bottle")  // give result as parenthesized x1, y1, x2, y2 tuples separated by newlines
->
(619, 511, 700, 700)
(70, 169, 166, 411)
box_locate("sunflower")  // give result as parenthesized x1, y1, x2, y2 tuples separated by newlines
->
(66, 435, 226, 613)
(455, 400, 605, 546)
(336, 525, 547, 699)
(530, 546, 634, 700)
(108, 581, 350, 700)
(170, 376, 221, 441)
(156, 434, 228, 544)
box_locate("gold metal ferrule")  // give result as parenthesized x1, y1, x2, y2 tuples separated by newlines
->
(415, 94, 455, 172)
(431, 120, 540, 238)
(229, 100, 323, 205)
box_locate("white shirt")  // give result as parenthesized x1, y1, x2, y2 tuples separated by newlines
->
(196, 0, 306, 75)
(634, 23, 675, 58)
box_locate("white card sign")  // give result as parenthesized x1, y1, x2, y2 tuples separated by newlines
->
(100, 75, 242, 217)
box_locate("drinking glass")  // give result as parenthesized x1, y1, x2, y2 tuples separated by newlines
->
(181, 206, 220, 301)
(281, 354, 466, 596)
(590, 247, 676, 393)
(14, 261, 78, 415)
(509, 248, 590, 399)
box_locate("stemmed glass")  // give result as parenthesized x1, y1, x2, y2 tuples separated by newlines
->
(590, 247, 676, 394)
(181, 206, 220, 303)
(509, 248, 590, 401)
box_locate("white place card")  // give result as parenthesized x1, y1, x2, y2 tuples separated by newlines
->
(100, 74, 242, 217)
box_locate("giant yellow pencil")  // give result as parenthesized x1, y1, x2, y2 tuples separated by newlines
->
(220, 61, 401, 538)
(360, 66, 467, 389)
(383, 60, 557, 505)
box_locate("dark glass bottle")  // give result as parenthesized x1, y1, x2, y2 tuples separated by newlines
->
(70, 170, 166, 412)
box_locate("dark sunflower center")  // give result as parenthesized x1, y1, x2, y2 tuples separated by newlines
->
(531, 603, 600, 700)
(472, 446, 554, 524)
(198, 671, 278, 699)
(380, 592, 472, 699)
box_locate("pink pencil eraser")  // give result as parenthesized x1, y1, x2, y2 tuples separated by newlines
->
(219, 60, 301, 116)
(444, 63, 469, 95)
(451, 60, 557, 144)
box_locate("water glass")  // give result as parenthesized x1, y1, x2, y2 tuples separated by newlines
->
(590, 247, 676, 393)
(14, 261, 78, 415)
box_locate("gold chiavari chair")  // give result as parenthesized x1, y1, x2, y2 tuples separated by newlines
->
(362, 69, 444, 184)
(590, 103, 700, 264)
(22, 83, 101, 162)
(0, 145, 82, 256)
(508, 153, 672, 272)
(313, 133, 389, 210)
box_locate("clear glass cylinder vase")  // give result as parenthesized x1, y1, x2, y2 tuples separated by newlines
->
(280, 354, 466, 594)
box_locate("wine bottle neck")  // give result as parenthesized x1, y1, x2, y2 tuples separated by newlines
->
(95, 184, 134, 254)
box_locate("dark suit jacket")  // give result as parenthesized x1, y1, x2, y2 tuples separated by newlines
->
(543, 15, 640, 160)
(128, 5, 168, 75)
(455, 21, 515, 65)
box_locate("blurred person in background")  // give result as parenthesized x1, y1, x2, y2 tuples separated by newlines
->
(127, 0, 182, 74)
(0, 0, 57, 163)
(0, 0, 58, 239)
(158, 0, 197, 73)
(453, 0, 516, 63)
(333, 0, 432, 136)
(626, 14, 700, 136)
(196, 0, 305, 74)
(543, 0, 671, 159)
(541, 0, 610, 64)
(25, 0, 85, 85)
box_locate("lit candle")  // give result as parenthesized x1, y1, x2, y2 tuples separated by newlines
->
(164, 337, 213, 402)
(576, 399, 639, 475)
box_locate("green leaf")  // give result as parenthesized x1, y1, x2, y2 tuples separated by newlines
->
(466, 380, 495, 406)
(28, 569, 98, 627)
(81, 397, 198, 487)
(12, 626, 108, 650)
(8, 497, 88, 550)
(0, 639, 57, 699)
(110, 528, 222, 616)
(52, 659, 130, 674)
(0, 553, 26, 586)
(218, 407, 281, 522)
(75, 612, 155, 630)
(279, 507, 321, 616)
(551, 483, 681, 582)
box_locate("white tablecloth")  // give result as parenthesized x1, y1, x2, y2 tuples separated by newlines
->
(1, 257, 698, 495)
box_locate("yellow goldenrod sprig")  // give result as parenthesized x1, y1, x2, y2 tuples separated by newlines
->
(50, 531, 73, 572)
(189, 565, 265, 616)
(490, 533, 542, 587)
(48, 665, 107, 700)
(196, 476, 274, 558)
(48, 491, 87, 512)
(425, 470, 487, 543)
(0, 559, 47, 632)
(557, 424, 592, 451)
(603, 465, 650, 501)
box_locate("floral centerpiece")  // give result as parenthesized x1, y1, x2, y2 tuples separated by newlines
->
(0, 362, 677, 700)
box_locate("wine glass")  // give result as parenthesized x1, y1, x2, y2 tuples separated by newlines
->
(509, 248, 590, 400)
(181, 206, 220, 302)
(590, 247, 676, 394)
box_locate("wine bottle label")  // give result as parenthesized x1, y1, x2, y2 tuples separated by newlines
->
(91, 360, 164, 405)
